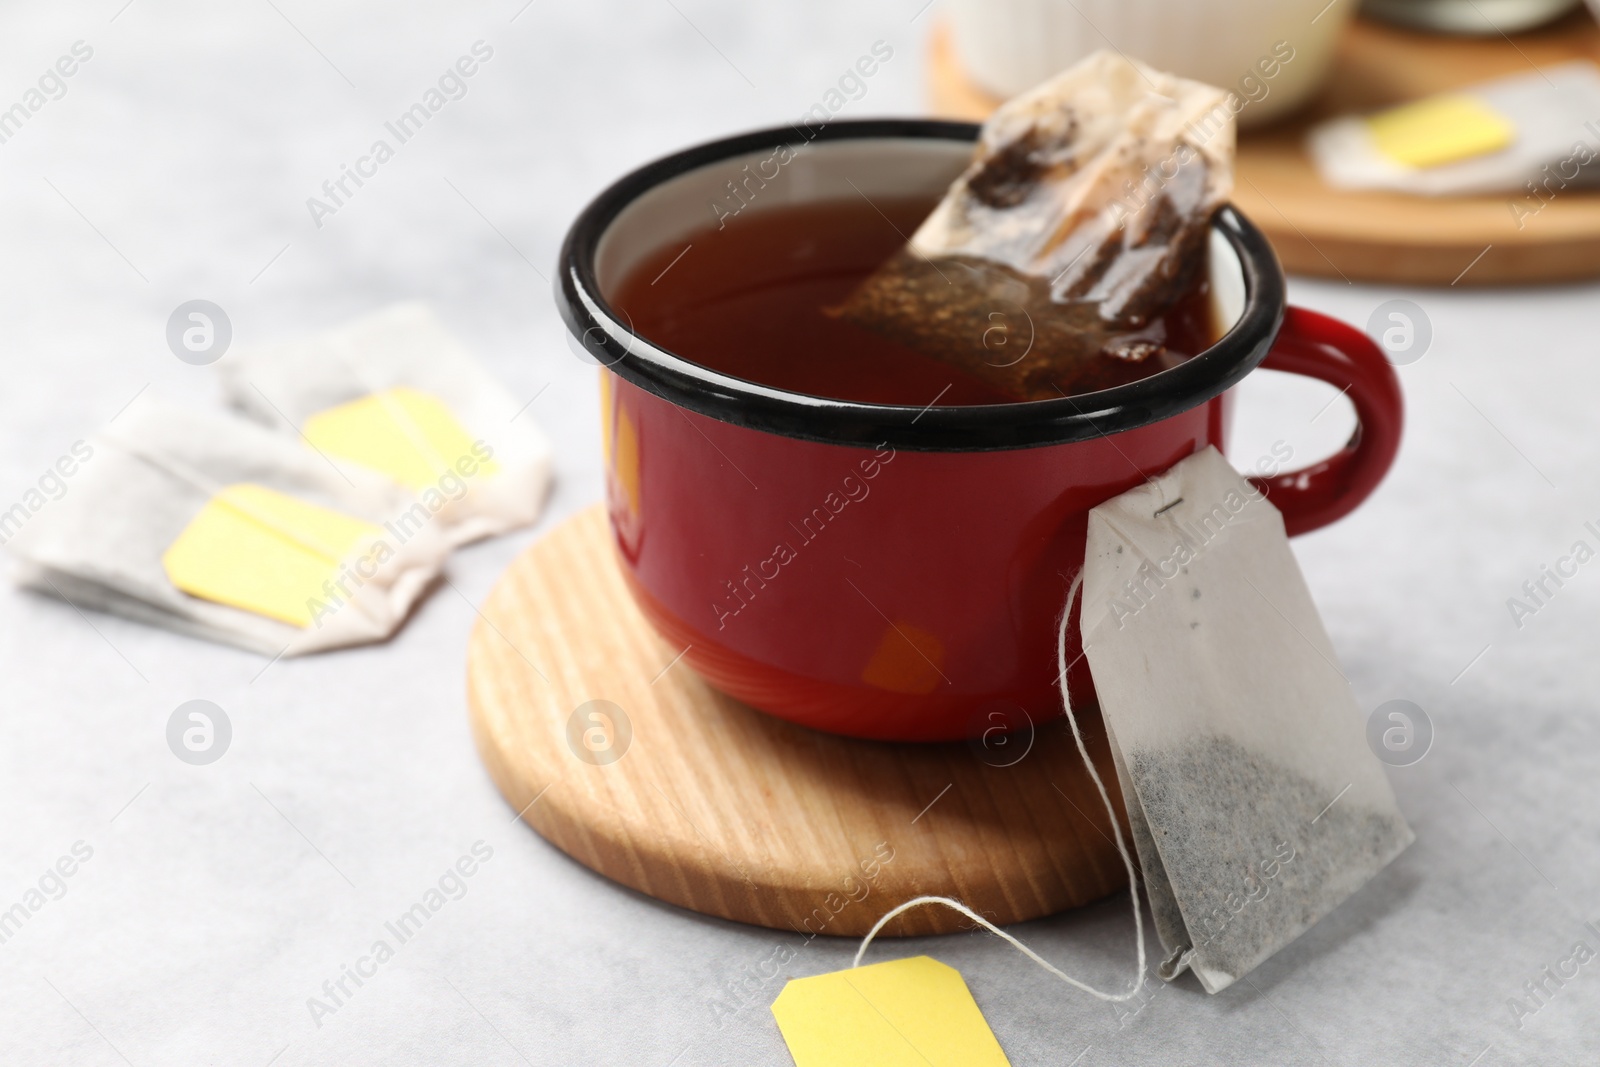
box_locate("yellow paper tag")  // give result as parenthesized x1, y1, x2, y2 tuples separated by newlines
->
(1366, 93, 1514, 169)
(162, 484, 382, 627)
(303, 387, 497, 491)
(771, 957, 1010, 1067)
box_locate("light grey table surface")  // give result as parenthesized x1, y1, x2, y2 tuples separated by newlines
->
(2, 1, 1598, 1064)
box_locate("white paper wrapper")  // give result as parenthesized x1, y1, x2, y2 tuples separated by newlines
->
(218, 302, 552, 547)
(4, 395, 450, 657)
(1081, 446, 1413, 993)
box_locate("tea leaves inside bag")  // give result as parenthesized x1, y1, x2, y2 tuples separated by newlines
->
(1081, 447, 1413, 993)
(839, 51, 1234, 401)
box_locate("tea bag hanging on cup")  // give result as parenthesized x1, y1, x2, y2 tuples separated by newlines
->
(852, 448, 1411, 999)
(839, 51, 1235, 401)
(1080, 447, 1413, 992)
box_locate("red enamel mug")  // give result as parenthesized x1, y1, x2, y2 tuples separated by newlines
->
(558, 120, 1403, 742)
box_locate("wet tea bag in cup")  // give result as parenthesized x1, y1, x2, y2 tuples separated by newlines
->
(219, 303, 552, 547)
(1079, 446, 1412, 993)
(839, 50, 1234, 401)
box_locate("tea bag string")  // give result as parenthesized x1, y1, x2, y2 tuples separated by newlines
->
(853, 572, 1148, 1003)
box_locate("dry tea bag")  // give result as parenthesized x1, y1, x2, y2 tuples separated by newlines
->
(1308, 63, 1600, 198)
(847, 449, 1409, 1000)
(4, 396, 449, 656)
(1080, 446, 1412, 993)
(839, 51, 1234, 401)
(219, 303, 552, 547)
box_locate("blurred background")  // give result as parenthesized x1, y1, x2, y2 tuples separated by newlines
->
(2, 1, 1599, 1064)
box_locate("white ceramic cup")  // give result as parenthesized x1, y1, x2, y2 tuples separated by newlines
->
(1366, 0, 1583, 34)
(945, 0, 1354, 127)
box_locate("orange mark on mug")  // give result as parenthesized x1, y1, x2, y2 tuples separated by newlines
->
(612, 408, 641, 519)
(602, 372, 644, 559)
(861, 621, 945, 695)
(599, 370, 614, 464)
(599, 371, 641, 517)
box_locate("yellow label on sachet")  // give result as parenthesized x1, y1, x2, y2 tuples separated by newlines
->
(303, 387, 497, 491)
(162, 484, 382, 627)
(1367, 93, 1514, 169)
(771, 957, 1011, 1067)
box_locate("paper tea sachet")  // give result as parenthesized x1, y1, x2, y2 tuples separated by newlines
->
(771, 956, 1010, 1067)
(839, 50, 1234, 400)
(4, 396, 449, 656)
(219, 303, 552, 547)
(1308, 62, 1600, 198)
(1079, 446, 1412, 993)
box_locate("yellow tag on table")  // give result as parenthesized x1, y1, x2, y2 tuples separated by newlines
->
(770, 957, 1010, 1067)
(1366, 93, 1515, 169)
(303, 387, 497, 491)
(162, 484, 382, 627)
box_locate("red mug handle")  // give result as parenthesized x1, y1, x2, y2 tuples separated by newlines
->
(1247, 306, 1405, 536)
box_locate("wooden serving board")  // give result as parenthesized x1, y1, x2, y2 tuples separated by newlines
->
(466, 505, 1128, 937)
(928, 12, 1600, 286)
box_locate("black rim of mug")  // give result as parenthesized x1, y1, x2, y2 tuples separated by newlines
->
(557, 118, 1287, 452)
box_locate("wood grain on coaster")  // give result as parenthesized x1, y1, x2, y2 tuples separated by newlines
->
(467, 505, 1130, 937)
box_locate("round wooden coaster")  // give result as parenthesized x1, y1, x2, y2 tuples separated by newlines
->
(927, 13, 1600, 286)
(466, 505, 1128, 937)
